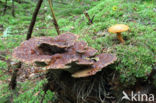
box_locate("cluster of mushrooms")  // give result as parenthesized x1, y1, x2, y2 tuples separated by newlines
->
(12, 32, 117, 78)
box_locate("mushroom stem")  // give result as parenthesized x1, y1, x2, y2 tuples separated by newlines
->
(117, 32, 124, 43)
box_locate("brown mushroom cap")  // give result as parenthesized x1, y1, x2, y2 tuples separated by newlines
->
(12, 32, 117, 77)
(83, 47, 97, 57)
(40, 32, 79, 48)
(72, 53, 117, 78)
(108, 24, 129, 33)
(69, 41, 97, 57)
(46, 52, 79, 69)
(76, 58, 94, 65)
(12, 32, 78, 64)
(73, 41, 88, 53)
(12, 37, 53, 64)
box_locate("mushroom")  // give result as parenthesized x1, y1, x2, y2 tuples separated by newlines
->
(72, 53, 117, 78)
(12, 32, 118, 103)
(108, 24, 129, 43)
(39, 32, 79, 48)
(12, 32, 117, 77)
(12, 37, 53, 64)
(12, 33, 78, 64)
(72, 41, 88, 53)
(76, 58, 94, 65)
(46, 52, 79, 69)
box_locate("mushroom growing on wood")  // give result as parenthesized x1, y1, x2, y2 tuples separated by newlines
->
(108, 24, 129, 43)
(12, 32, 118, 103)
(13, 32, 117, 76)
(12, 37, 54, 64)
(72, 53, 117, 78)
(12, 33, 78, 64)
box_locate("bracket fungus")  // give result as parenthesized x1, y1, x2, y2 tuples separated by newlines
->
(12, 32, 118, 103)
(72, 53, 117, 78)
(108, 24, 129, 43)
(13, 32, 117, 77)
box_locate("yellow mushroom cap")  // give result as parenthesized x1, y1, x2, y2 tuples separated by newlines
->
(108, 24, 129, 33)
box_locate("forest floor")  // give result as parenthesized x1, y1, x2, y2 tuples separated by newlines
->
(0, 0, 156, 102)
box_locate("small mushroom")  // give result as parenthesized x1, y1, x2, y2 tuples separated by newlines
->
(108, 24, 129, 43)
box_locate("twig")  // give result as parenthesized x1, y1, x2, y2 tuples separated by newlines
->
(48, 0, 60, 35)
(26, 0, 43, 40)
(84, 11, 94, 25)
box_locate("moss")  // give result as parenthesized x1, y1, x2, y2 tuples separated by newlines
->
(66, 0, 156, 84)
(115, 45, 154, 83)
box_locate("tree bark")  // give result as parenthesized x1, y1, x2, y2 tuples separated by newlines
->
(26, 0, 43, 40)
